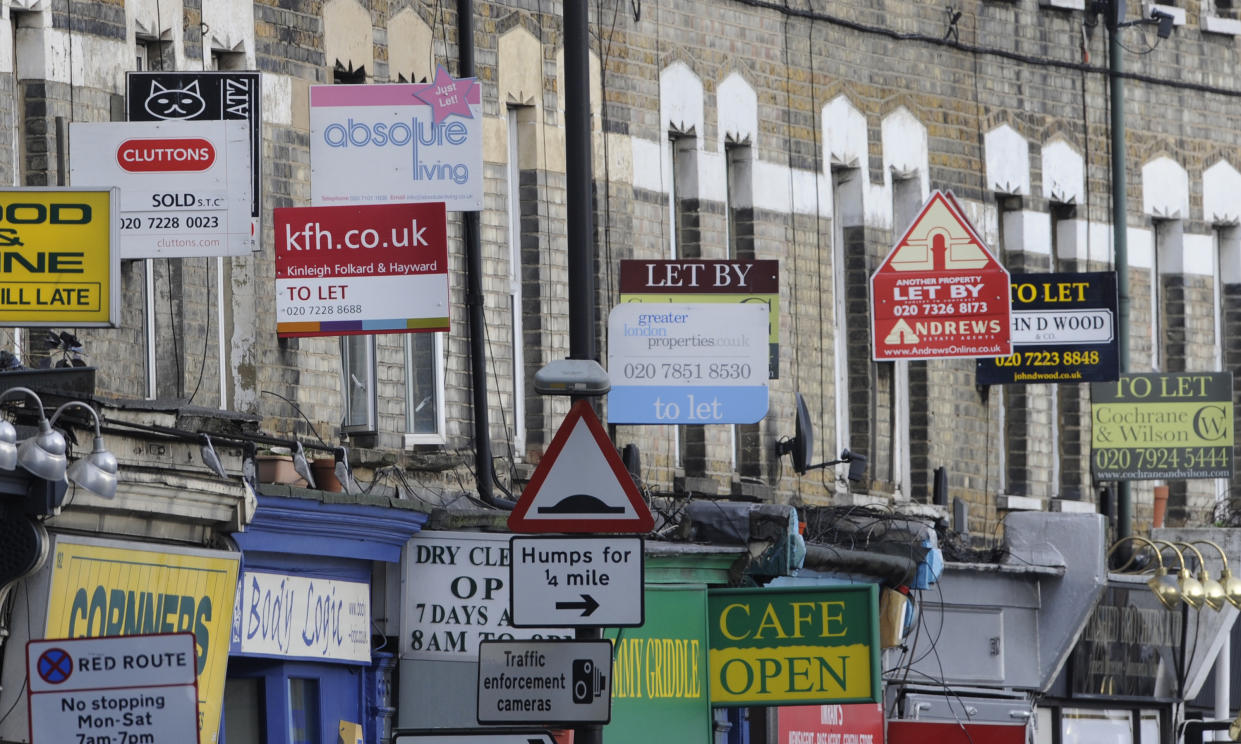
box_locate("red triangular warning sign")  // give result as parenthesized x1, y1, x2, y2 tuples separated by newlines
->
(508, 400, 654, 533)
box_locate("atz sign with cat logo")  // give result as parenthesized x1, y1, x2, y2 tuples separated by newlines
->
(69, 120, 253, 259)
(309, 67, 483, 211)
(126, 71, 263, 250)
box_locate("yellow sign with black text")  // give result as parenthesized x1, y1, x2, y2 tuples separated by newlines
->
(1091, 372, 1234, 480)
(0, 189, 118, 326)
(44, 537, 240, 744)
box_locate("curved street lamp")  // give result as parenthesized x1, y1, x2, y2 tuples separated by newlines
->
(1108, 535, 1181, 609)
(48, 401, 118, 500)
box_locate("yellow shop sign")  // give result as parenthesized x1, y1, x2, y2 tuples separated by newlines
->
(44, 537, 240, 744)
(707, 585, 880, 706)
(0, 189, 120, 326)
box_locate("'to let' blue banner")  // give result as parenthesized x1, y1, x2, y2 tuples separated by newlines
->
(607, 304, 769, 424)
(608, 385, 770, 424)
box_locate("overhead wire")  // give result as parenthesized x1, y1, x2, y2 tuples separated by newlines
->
(733, 0, 1241, 99)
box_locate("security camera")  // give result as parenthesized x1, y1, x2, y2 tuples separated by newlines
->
(1149, 7, 1175, 38)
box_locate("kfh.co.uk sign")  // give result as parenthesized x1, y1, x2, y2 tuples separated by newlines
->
(309, 66, 482, 211)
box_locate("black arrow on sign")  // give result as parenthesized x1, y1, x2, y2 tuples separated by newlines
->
(555, 593, 600, 617)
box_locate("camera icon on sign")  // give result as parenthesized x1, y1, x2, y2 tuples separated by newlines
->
(571, 659, 607, 704)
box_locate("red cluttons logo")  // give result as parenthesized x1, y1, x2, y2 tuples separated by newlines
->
(117, 138, 216, 172)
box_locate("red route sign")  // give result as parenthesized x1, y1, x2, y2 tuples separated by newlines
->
(870, 190, 1011, 361)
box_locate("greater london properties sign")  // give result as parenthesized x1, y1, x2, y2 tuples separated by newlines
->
(707, 586, 880, 707)
(1091, 372, 1234, 480)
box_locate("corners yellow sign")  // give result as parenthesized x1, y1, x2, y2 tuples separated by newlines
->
(44, 538, 239, 744)
(0, 189, 118, 326)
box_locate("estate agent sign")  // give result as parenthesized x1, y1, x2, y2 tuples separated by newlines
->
(871, 190, 1011, 361)
(977, 271, 1118, 385)
(1091, 372, 1234, 481)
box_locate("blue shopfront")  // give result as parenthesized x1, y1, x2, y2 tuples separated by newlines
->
(223, 488, 427, 744)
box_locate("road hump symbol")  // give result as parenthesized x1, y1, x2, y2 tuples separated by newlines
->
(508, 399, 654, 533)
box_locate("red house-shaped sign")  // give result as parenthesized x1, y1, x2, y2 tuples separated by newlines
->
(870, 191, 1012, 361)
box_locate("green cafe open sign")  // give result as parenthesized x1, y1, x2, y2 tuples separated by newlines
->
(707, 585, 881, 707)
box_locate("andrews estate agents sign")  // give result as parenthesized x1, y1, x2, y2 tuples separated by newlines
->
(309, 68, 482, 211)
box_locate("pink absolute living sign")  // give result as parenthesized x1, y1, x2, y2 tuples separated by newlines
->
(308, 69, 484, 211)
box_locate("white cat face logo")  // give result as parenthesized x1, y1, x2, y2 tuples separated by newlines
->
(143, 80, 206, 119)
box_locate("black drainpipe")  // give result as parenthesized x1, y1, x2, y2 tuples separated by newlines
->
(458, 0, 512, 509)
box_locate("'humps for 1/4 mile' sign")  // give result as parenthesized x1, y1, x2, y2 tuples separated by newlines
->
(1091, 372, 1234, 481)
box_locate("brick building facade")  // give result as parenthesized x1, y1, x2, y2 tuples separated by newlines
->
(2, 0, 1240, 532)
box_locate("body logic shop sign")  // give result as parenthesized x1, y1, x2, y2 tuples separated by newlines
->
(309, 67, 482, 211)
(44, 535, 240, 744)
(708, 586, 880, 707)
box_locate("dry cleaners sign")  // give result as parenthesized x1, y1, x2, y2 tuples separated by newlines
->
(402, 532, 571, 662)
(707, 586, 880, 707)
(232, 571, 370, 663)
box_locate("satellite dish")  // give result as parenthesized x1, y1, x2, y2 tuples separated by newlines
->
(775, 392, 815, 475)
(775, 392, 868, 482)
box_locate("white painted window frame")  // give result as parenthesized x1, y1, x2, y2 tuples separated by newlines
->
(890, 177, 920, 500)
(341, 335, 377, 434)
(403, 331, 446, 446)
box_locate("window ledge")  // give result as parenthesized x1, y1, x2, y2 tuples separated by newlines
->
(1203, 13, 1241, 35)
(1050, 498, 1097, 514)
(1038, 0, 1086, 10)
(403, 433, 446, 448)
(997, 494, 1044, 511)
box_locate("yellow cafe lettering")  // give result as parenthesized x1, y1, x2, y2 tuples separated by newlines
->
(718, 600, 848, 640)
(707, 586, 880, 706)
